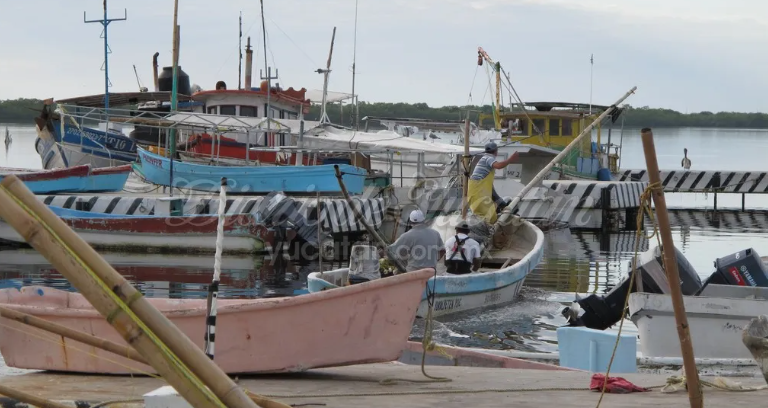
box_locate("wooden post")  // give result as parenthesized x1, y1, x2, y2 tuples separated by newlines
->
(461, 118, 470, 220)
(0, 384, 70, 408)
(0, 177, 259, 408)
(640, 128, 702, 408)
(0, 305, 147, 365)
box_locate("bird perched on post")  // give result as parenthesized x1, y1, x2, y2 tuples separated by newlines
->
(681, 148, 691, 170)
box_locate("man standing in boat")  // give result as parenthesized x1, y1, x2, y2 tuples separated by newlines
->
(468, 142, 518, 224)
(387, 209, 445, 272)
(444, 221, 482, 274)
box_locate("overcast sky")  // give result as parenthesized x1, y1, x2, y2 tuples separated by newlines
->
(1, 0, 767, 112)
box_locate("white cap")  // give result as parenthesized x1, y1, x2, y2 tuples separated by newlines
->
(409, 209, 425, 223)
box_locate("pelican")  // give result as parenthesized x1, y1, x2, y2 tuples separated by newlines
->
(681, 148, 691, 170)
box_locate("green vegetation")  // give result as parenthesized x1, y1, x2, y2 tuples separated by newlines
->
(307, 103, 768, 129)
(3, 97, 768, 129)
(0, 98, 44, 123)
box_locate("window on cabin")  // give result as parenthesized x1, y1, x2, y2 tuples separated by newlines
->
(517, 119, 527, 135)
(207, 106, 217, 114)
(562, 119, 573, 136)
(219, 105, 237, 116)
(267, 107, 280, 118)
(549, 119, 561, 136)
(532, 119, 546, 136)
(240, 106, 257, 117)
(287, 112, 298, 120)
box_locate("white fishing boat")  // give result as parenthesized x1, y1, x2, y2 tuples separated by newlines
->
(630, 284, 768, 361)
(307, 211, 545, 318)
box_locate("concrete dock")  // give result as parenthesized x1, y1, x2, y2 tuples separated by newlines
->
(1, 363, 766, 407)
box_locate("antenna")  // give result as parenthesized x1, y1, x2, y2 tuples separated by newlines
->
(317, 27, 337, 125)
(238, 12, 243, 90)
(351, 0, 359, 129)
(132, 64, 147, 92)
(259, 0, 276, 136)
(84, 0, 127, 110)
(589, 54, 594, 115)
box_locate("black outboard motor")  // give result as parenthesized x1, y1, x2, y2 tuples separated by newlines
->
(563, 245, 702, 330)
(699, 248, 768, 291)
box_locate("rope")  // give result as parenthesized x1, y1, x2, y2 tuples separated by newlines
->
(0, 185, 227, 408)
(379, 268, 452, 385)
(661, 376, 768, 393)
(595, 181, 663, 408)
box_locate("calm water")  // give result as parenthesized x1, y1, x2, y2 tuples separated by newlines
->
(3, 124, 768, 364)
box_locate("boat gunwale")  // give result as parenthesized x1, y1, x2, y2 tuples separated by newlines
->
(0, 269, 433, 318)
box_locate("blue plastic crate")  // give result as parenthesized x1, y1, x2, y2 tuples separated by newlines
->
(557, 327, 636, 373)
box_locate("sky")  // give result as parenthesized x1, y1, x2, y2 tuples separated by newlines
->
(1, 0, 768, 112)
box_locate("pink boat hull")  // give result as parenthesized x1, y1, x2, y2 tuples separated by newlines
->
(0, 269, 432, 375)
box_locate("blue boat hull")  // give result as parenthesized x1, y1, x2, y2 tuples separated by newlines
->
(36, 119, 137, 170)
(136, 147, 367, 194)
(0, 176, 85, 195)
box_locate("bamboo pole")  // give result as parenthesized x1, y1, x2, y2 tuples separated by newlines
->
(0, 384, 70, 408)
(333, 165, 407, 273)
(0, 176, 259, 408)
(505, 86, 637, 217)
(461, 118, 470, 220)
(0, 305, 147, 365)
(0, 185, 218, 408)
(640, 128, 702, 408)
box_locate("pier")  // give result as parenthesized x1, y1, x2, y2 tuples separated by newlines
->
(618, 169, 768, 211)
(1, 362, 765, 407)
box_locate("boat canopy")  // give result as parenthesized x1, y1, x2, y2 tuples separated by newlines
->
(164, 113, 322, 134)
(305, 90, 355, 104)
(304, 126, 484, 163)
(55, 92, 193, 108)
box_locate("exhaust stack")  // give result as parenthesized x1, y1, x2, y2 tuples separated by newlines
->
(152, 52, 160, 92)
(244, 37, 253, 90)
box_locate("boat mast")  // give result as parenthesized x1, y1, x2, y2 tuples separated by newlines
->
(83, 0, 126, 113)
(238, 12, 243, 90)
(259, 0, 277, 138)
(169, 0, 180, 197)
(351, 0, 359, 129)
(317, 27, 337, 125)
(589, 54, 594, 115)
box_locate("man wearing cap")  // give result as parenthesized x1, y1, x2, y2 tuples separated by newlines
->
(468, 142, 518, 223)
(388, 209, 445, 272)
(444, 221, 482, 274)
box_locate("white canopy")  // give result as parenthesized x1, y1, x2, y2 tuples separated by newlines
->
(303, 126, 484, 163)
(305, 90, 355, 104)
(164, 112, 322, 134)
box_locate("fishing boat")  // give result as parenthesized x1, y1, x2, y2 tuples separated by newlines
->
(0, 268, 433, 374)
(0, 164, 131, 194)
(134, 146, 368, 194)
(0, 206, 281, 255)
(308, 212, 545, 318)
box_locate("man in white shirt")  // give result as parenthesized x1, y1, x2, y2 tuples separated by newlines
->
(443, 221, 482, 274)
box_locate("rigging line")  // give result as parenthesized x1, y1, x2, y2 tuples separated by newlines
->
(467, 65, 479, 105)
(265, 29, 280, 82)
(268, 17, 318, 67)
(215, 21, 257, 75)
(498, 65, 542, 135)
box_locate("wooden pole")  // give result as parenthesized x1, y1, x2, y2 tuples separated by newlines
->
(0, 185, 219, 408)
(0, 305, 147, 365)
(461, 118, 470, 220)
(0, 384, 70, 408)
(333, 165, 407, 273)
(0, 177, 259, 408)
(640, 128, 702, 408)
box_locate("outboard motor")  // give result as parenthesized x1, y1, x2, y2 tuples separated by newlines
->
(700, 248, 768, 290)
(563, 245, 702, 330)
